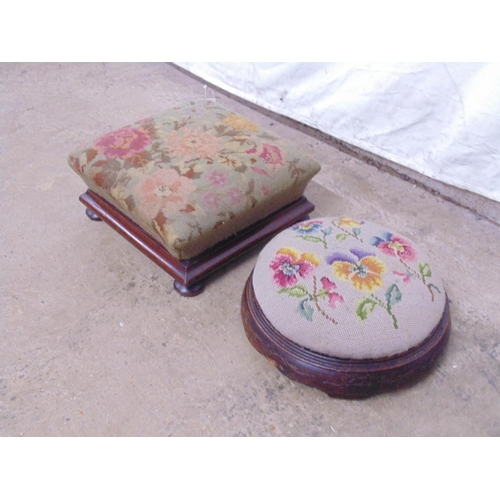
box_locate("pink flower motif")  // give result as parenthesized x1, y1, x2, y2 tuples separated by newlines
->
(320, 277, 345, 309)
(371, 232, 417, 262)
(206, 169, 229, 187)
(94, 127, 152, 159)
(393, 271, 411, 284)
(226, 187, 245, 205)
(259, 143, 283, 166)
(136, 168, 196, 218)
(270, 248, 320, 288)
(203, 192, 221, 209)
(246, 143, 285, 170)
(164, 127, 222, 159)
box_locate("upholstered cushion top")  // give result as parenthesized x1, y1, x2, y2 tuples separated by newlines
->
(68, 100, 321, 259)
(252, 217, 447, 360)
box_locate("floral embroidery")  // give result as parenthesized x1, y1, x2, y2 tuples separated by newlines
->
(332, 218, 365, 243)
(262, 218, 445, 332)
(246, 143, 284, 170)
(71, 156, 85, 175)
(164, 126, 222, 159)
(270, 248, 320, 288)
(355, 284, 402, 329)
(206, 169, 229, 187)
(67, 101, 321, 259)
(371, 231, 417, 262)
(251, 166, 270, 176)
(293, 220, 323, 235)
(328, 248, 387, 292)
(393, 270, 411, 284)
(202, 191, 222, 209)
(136, 168, 196, 218)
(220, 155, 244, 170)
(94, 127, 152, 159)
(276, 273, 344, 323)
(417, 263, 442, 301)
(293, 220, 333, 248)
(259, 143, 283, 166)
(226, 186, 245, 205)
(320, 277, 345, 309)
(371, 231, 441, 300)
(338, 217, 363, 228)
(223, 113, 259, 131)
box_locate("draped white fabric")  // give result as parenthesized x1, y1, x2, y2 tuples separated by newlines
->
(176, 62, 500, 203)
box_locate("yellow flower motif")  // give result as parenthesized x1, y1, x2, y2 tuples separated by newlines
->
(338, 217, 363, 228)
(223, 113, 259, 131)
(277, 248, 321, 267)
(328, 249, 386, 292)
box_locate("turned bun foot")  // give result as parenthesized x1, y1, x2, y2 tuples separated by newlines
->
(174, 280, 206, 297)
(85, 208, 102, 221)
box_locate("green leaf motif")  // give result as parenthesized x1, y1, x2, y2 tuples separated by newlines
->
(336, 233, 348, 242)
(300, 235, 323, 243)
(356, 298, 377, 321)
(385, 284, 402, 307)
(352, 228, 361, 236)
(419, 263, 432, 278)
(278, 285, 309, 298)
(297, 299, 314, 322)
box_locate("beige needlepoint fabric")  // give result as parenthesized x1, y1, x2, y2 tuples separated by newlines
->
(252, 217, 447, 360)
(68, 100, 321, 260)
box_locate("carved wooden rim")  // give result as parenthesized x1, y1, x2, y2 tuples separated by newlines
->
(241, 271, 451, 398)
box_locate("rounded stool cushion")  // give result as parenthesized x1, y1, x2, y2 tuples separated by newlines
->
(241, 216, 451, 398)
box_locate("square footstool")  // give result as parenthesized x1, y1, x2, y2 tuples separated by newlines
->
(68, 100, 321, 295)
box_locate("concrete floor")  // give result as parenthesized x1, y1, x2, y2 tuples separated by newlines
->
(1, 62, 499, 436)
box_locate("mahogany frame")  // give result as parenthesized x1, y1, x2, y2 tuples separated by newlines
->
(79, 190, 315, 296)
(241, 273, 451, 399)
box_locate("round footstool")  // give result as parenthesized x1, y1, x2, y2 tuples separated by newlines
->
(241, 216, 451, 398)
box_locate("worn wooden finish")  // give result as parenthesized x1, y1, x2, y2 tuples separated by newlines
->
(79, 190, 315, 296)
(241, 272, 451, 399)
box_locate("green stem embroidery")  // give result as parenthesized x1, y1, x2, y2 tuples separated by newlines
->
(370, 294, 399, 329)
(295, 228, 332, 249)
(279, 278, 339, 324)
(400, 259, 440, 301)
(331, 222, 364, 243)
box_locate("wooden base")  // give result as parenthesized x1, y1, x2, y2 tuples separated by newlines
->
(79, 190, 315, 296)
(241, 273, 451, 399)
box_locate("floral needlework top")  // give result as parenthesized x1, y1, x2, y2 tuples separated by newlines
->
(68, 101, 321, 259)
(252, 218, 447, 360)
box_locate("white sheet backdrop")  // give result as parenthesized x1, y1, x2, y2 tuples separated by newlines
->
(176, 63, 500, 203)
